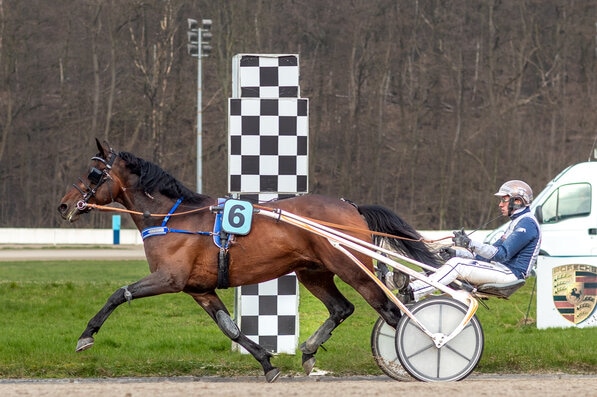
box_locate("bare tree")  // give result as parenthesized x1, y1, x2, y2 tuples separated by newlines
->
(126, 0, 181, 164)
(2, 0, 597, 229)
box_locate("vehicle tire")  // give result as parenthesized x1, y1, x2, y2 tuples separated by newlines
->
(395, 296, 484, 382)
(370, 316, 413, 381)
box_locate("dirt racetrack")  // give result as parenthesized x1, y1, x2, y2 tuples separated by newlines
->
(2, 374, 597, 397)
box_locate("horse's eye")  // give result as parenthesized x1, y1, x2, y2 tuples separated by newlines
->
(88, 167, 103, 185)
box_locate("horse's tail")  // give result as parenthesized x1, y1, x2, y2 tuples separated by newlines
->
(357, 204, 443, 269)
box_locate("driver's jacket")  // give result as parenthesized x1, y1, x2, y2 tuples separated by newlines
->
(469, 207, 542, 279)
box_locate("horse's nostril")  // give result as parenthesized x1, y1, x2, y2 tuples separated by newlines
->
(58, 203, 67, 214)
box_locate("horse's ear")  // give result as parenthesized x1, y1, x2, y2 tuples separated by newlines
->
(95, 138, 104, 156)
(95, 138, 110, 158)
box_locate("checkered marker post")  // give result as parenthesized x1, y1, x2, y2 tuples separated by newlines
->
(229, 54, 308, 354)
(235, 275, 299, 354)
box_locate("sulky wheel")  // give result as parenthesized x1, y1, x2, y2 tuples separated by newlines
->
(370, 316, 413, 381)
(394, 296, 484, 382)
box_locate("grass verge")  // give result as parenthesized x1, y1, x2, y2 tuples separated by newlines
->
(0, 260, 596, 378)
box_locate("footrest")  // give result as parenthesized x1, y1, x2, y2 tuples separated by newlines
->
(477, 279, 526, 298)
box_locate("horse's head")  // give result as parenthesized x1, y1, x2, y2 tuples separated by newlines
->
(58, 139, 124, 222)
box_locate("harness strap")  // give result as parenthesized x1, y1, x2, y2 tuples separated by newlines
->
(140, 198, 213, 240)
(141, 227, 211, 240)
(218, 249, 230, 289)
(214, 198, 231, 289)
(161, 197, 183, 226)
(139, 197, 233, 290)
(141, 226, 169, 239)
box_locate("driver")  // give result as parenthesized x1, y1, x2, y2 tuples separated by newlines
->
(397, 180, 542, 303)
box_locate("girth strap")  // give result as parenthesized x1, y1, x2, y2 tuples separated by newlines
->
(214, 198, 231, 289)
(217, 249, 230, 289)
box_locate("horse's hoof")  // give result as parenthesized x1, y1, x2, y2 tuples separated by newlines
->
(76, 337, 94, 352)
(302, 356, 316, 375)
(265, 368, 281, 383)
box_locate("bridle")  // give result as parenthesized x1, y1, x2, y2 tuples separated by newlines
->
(73, 149, 118, 211)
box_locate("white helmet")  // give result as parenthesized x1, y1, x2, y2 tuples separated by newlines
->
(494, 180, 533, 206)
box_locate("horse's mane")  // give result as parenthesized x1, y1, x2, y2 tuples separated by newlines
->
(118, 151, 209, 205)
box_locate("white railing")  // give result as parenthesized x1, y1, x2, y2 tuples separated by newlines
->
(0, 228, 144, 245)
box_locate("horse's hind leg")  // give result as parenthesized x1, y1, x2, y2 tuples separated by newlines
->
(188, 291, 280, 383)
(295, 269, 355, 375)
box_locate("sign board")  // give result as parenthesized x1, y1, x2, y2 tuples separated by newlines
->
(536, 256, 597, 329)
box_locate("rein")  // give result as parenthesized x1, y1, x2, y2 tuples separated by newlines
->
(81, 202, 212, 218)
(252, 204, 452, 243)
(81, 201, 452, 244)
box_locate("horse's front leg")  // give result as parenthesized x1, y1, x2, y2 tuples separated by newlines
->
(76, 271, 183, 352)
(188, 291, 281, 383)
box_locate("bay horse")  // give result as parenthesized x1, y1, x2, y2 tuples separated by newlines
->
(57, 139, 442, 382)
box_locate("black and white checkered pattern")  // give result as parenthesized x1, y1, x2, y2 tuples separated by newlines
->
(228, 98, 308, 199)
(229, 54, 308, 354)
(233, 54, 300, 98)
(235, 275, 299, 354)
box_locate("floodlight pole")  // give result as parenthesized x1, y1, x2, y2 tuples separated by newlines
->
(196, 37, 203, 194)
(187, 18, 212, 193)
